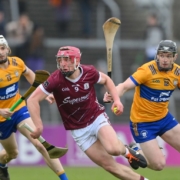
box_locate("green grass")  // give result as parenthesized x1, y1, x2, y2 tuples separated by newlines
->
(9, 166, 180, 180)
(137, 167, 180, 180)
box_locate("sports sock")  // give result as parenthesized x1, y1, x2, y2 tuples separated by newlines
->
(140, 176, 149, 180)
(0, 163, 7, 168)
(133, 146, 140, 151)
(59, 173, 68, 180)
(58, 171, 68, 180)
(124, 147, 130, 157)
(131, 144, 141, 151)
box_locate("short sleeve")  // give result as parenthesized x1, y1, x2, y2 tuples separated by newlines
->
(12, 56, 26, 73)
(89, 65, 100, 84)
(42, 74, 57, 93)
(177, 77, 180, 89)
(131, 66, 149, 85)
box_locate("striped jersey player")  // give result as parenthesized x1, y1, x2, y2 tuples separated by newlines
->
(0, 35, 68, 180)
(130, 59, 180, 123)
(0, 56, 26, 122)
(104, 40, 180, 173)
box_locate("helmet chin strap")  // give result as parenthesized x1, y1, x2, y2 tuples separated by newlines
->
(0, 58, 8, 64)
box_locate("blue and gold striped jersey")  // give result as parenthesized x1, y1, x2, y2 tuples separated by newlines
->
(130, 60, 180, 123)
(0, 56, 26, 122)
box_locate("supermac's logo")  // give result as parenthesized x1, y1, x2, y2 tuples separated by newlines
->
(62, 93, 90, 105)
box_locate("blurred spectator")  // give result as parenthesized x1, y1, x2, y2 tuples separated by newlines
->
(18, 0, 27, 14)
(5, 13, 34, 59)
(0, 0, 6, 36)
(0, 0, 4, 11)
(144, 13, 166, 61)
(131, 52, 145, 73)
(0, 11, 6, 36)
(49, 0, 71, 37)
(25, 25, 45, 72)
(78, 0, 92, 38)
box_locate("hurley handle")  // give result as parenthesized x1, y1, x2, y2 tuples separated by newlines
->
(7, 98, 24, 120)
(20, 123, 45, 143)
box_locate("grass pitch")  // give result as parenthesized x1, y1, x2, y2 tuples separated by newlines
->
(9, 166, 180, 180)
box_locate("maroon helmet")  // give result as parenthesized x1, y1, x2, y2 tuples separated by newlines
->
(56, 46, 81, 77)
(56, 46, 81, 62)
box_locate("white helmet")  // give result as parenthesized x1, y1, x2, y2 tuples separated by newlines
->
(0, 35, 8, 47)
(0, 35, 11, 54)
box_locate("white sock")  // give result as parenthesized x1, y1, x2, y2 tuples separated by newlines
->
(124, 147, 129, 157)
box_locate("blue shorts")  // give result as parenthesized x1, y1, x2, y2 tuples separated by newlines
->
(130, 112, 178, 143)
(0, 106, 30, 140)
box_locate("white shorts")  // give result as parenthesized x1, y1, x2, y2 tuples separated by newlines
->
(70, 112, 110, 151)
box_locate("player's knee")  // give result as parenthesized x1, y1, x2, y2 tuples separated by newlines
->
(106, 146, 121, 156)
(150, 160, 165, 171)
(152, 164, 165, 171)
(8, 149, 19, 159)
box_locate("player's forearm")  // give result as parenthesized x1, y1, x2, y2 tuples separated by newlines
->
(27, 99, 43, 130)
(24, 68, 36, 85)
(116, 83, 128, 97)
(105, 78, 121, 102)
(0, 109, 3, 115)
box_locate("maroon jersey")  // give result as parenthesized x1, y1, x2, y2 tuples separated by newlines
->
(42, 65, 105, 130)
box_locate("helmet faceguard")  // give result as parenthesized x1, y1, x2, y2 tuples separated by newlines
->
(156, 40, 177, 71)
(56, 46, 81, 77)
(0, 35, 11, 64)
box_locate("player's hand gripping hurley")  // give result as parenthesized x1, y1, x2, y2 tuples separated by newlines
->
(103, 17, 121, 103)
(20, 123, 68, 158)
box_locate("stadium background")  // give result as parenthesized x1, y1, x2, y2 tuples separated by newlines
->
(1, 0, 180, 174)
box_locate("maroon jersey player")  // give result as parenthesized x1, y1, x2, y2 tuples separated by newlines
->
(43, 64, 105, 130)
(27, 46, 148, 180)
